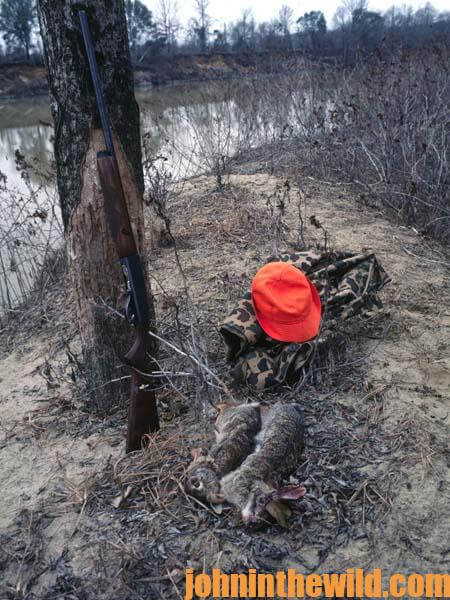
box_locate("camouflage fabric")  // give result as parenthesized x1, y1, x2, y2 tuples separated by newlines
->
(220, 251, 391, 390)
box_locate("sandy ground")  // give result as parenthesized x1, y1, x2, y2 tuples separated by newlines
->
(0, 172, 448, 599)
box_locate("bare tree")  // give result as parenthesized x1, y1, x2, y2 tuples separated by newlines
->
(351, 7, 384, 49)
(297, 11, 327, 51)
(155, 0, 180, 54)
(230, 9, 256, 51)
(277, 5, 293, 48)
(333, 0, 367, 62)
(125, 0, 157, 59)
(414, 2, 437, 26)
(190, 0, 211, 52)
(278, 5, 293, 35)
(0, 0, 36, 59)
(333, 0, 367, 28)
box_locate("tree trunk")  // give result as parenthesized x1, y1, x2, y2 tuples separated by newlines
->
(37, 0, 158, 412)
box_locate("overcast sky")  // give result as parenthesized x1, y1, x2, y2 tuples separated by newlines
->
(144, 0, 448, 30)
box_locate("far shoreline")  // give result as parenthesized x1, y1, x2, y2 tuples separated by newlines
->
(0, 50, 335, 102)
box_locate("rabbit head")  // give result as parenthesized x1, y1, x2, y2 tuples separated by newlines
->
(241, 481, 307, 528)
(185, 449, 223, 505)
(214, 402, 261, 443)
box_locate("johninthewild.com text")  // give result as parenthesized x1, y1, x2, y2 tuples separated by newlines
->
(184, 568, 450, 599)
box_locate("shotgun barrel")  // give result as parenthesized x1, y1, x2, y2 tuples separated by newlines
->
(79, 11, 115, 158)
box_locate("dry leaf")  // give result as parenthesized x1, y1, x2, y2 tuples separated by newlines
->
(266, 500, 292, 528)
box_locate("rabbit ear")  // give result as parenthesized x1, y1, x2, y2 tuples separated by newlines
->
(265, 501, 292, 528)
(273, 485, 307, 501)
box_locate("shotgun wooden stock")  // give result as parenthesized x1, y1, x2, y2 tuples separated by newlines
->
(127, 368, 159, 454)
(97, 153, 159, 452)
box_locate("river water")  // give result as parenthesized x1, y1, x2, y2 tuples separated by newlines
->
(0, 77, 323, 313)
(0, 81, 260, 312)
(0, 83, 224, 186)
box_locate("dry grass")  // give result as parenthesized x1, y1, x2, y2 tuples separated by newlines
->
(0, 170, 448, 598)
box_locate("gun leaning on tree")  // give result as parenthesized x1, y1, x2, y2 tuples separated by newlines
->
(79, 10, 159, 452)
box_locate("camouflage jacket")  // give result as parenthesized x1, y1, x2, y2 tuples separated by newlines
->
(220, 251, 390, 390)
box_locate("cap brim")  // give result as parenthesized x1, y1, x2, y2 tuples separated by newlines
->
(253, 278, 322, 343)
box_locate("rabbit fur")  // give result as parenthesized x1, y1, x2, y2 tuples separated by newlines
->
(185, 402, 261, 504)
(220, 401, 305, 527)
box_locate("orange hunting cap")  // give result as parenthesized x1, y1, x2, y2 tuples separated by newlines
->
(251, 262, 321, 343)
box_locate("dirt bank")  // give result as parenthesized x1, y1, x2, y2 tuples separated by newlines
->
(0, 51, 312, 99)
(0, 172, 448, 598)
(134, 51, 299, 87)
(0, 63, 48, 98)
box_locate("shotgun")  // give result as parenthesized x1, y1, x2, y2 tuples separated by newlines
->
(79, 10, 159, 452)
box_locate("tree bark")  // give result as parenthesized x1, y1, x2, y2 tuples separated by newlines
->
(37, 0, 158, 412)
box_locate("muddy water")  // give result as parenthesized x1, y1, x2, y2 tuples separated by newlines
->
(0, 82, 251, 312)
(0, 81, 247, 187)
(0, 77, 315, 311)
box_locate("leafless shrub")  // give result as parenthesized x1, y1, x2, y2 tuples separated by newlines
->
(284, 47, 449, 242)
(0, 509, 45, 599)
(0, 151, 63, 321)
(238, 73, 296, 173)
(140, 143, 235, 418)
(294, 177, 308, 250)
(263, 179, 291, 255)
(166, 80, 259, 189)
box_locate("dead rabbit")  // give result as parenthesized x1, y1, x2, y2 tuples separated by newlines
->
(219, 401, 306, 527)
(185, 403, 261, 506)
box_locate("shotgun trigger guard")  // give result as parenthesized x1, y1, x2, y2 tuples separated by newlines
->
(122, 265, 136, 326)
(124, 289, 136, 325)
